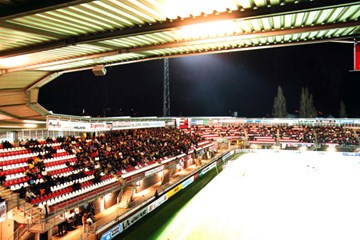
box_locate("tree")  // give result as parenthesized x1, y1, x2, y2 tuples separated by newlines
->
(307, 94, 317, 118)
(339, 100, 346, 118)
(272, 86, 287, 117)
(299, 87, 316, 118)
(299, 87, 307, 118)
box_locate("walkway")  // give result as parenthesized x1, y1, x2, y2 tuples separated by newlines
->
(52, 157, 213, 240)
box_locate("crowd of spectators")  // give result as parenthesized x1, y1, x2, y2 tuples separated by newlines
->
(63, 127, 204, 174)
(245, 125, 277, 140)
(314, 126, 358, 145)
(1, 127, 204, 204)
(1, 125, 359, 206)
(190, 125, 360, 146)
(276, 126, 358, 145)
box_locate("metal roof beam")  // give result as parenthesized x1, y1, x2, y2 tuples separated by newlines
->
(0, 21, 66, 39)
(0, 109, 20, 120)
(1, 0, 359, 58)
(127, 22, 360, 53)
(0, 103, 27, 108)
(7, 20, 360, 72)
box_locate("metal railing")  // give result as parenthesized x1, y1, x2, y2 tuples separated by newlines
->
(12, 182, 125, 235)
(93, 150, 231, 238)
(80, 222, 97, 240)
(12, 149, 231, 240)
(8, 223, 30, 240)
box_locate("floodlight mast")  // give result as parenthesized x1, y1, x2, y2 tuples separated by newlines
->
(163, 58, 170, 117)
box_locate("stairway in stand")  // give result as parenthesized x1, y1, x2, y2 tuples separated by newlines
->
(0, 185, 19, 210)
(118, 186, 134, 209)
(12, 199, 41, 224)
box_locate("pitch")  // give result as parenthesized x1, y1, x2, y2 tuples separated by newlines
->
(157, 151, 360, 240)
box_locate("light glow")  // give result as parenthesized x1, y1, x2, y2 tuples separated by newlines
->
(327, 146, 336, 152)
(160, 0, 237, 19)
(0, 55, 30, 68)
(23, 120, 46, 124)
(23, 124, 37, 128)
(176, 20, 240, 39)
(104, 193, 112, 201)
(299, 146, 307, 151)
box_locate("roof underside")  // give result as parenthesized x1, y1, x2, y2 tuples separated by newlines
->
(0, 0, 359, 126)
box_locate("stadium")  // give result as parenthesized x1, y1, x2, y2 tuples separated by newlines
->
(1, 1, 360, 240)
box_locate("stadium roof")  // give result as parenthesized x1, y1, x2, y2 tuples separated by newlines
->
(0, 0, 359, 128)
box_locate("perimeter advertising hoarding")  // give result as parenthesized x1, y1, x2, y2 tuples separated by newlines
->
(111, 121, 165, 130)
(222, 150, 235, 161)
(110, 224, 123, 239)
(335, 119, 354, 124)
(99, 216, 124, 240)
(100, 230, 112, 240)
(47, 119, 111, 131)
(148, 194, 168, 213)
(121, 208, 148, 231)
(47, 119, 165, 131)
(181, 176, 194, 189)
(167, 183, 183, 198)
(199, 162, 217, 177)
(47, 119, 90, 131)
(100, 157, 223, 240)
(176, 118, 191, 129)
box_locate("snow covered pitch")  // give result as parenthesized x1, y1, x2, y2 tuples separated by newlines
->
(158, 150, 360, 240)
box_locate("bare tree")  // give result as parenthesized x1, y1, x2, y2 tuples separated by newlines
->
(299, 87, 316, 118)
(272, 86, 287, 118)
(339, 100, 346, 118)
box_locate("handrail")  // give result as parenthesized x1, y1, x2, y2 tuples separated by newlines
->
(29, 183, 123, 233)
(7, 223, 29, 240)
(80, 221, 97, 240)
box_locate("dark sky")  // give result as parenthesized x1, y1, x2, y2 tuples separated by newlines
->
(39, 42, 360, 118)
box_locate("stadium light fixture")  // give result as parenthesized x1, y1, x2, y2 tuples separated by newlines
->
(104, 193, 112, 201)
(23, 123, 37, 128)
(23, 120, 46, 124)
(0, 55, 29, 68)
(327, 146, 336, 152)
(250, 144, 258, 149)
(272, 145, 280, 151)
(92, 65, 107, 76)
(299, 146, 307, 152)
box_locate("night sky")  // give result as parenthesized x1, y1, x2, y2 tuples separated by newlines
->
(39, 42, 360, 118)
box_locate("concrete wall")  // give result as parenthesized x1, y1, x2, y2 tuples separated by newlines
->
(0, 211, 14, 240)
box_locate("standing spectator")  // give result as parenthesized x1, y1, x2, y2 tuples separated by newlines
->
(40, 202, 50, 221)
(82, 213, 87, 230)
(66, 210, 75, 230)
(58, 213, 65, 236)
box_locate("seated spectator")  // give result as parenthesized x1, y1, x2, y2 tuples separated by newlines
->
(25, 188, 36, 202)
(0, 168, 5, 185)
(1, 140, 13, 149)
